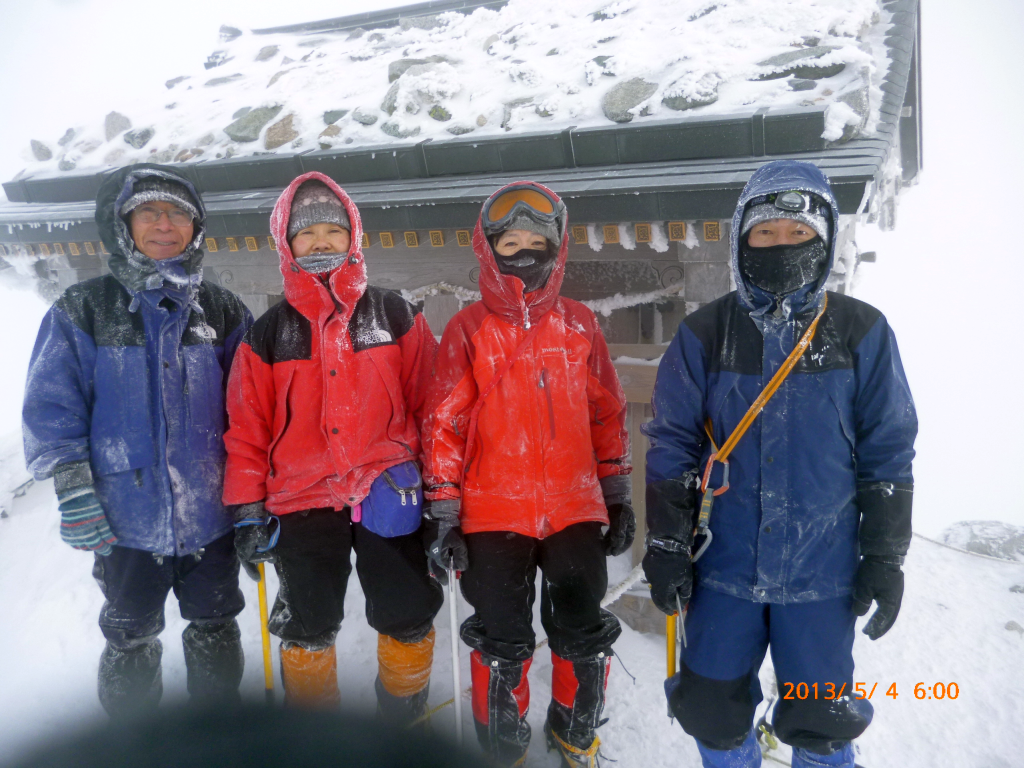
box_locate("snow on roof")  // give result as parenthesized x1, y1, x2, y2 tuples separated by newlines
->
(20, 0, 887, 178)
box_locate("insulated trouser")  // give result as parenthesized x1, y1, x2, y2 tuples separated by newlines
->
(92, 533, 244, 716)
(670, 587, 872, 761)
(460, 524, 620, 764)
(271, 509, 443, 713)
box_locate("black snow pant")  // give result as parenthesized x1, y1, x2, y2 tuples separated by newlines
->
(461, 523, 620, 763)
(267, 507, 443, 649)
(92, 530, 244, 717)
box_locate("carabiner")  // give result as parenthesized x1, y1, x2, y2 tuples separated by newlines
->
(700, 453, 731, 497)
(691, 527, 713, 562)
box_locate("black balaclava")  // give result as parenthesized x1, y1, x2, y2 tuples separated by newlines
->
(490, 235, 559, 293)
(739, 235, 829, 297)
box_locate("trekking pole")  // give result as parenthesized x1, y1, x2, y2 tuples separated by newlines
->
(676, 594, 686, 657)
(447, 566, 464, 746)
(256, 563, 274, 705)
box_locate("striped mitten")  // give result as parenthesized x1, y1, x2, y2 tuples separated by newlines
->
(58, 487, 117, 556)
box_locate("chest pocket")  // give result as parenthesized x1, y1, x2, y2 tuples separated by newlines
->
(184, 345, 226, 443)
(91, 346, 156, 475)
(816, 373, 856, 454)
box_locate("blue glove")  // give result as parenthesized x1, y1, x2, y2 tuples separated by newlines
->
(58, 487, 117, 556)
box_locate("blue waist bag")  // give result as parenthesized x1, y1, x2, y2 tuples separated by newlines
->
(357, 461, 423, 538)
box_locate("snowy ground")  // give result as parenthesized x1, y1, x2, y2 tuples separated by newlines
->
(1, 465, 1023, 766)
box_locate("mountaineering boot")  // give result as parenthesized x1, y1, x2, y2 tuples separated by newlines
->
(182, 620, 244, 705)
(470, 650, 533, 767)
(544, 720, 601, 768)
(279, 642, 341, 709)
(97, 639, 163, 718)
(376, 678, 431, 728)
(791, 743, 856, 768)
(694, 729, 762, 768)
(375, 628, 436, 728)
(544, 651, 612, 767)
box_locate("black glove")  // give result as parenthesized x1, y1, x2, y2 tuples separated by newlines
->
(852, 556, 904, 640)
(854, 481, 912, 640)
(233, 501, 274, 582)
(643, 537, 693, 615)
(604, 502, 636, 557)
(642, 472, 699, 615)
(422, 499, 468, 585)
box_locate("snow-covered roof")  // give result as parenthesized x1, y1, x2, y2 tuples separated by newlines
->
(19, 0, 893, 178)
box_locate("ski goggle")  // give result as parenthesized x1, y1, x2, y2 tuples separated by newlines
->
(746, 190, 828, 215)
(482, 183, 564, 237)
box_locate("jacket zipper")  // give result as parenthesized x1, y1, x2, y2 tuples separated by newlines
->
(268, 395, 292, 479)
(539, 368, 556, 440)
(382, 468, 422, 506)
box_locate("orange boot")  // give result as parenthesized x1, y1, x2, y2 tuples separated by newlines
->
(279, 643, 341, 709)
(376, 628, 435, 726)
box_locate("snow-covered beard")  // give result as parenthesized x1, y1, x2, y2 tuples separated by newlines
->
(739, 236, 828, 297)
(495, 243, 558, 293)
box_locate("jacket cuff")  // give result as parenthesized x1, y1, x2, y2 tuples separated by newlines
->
(645, 471, 699, 543)
(425, 481, 460, 503)
(857, 482, 913, 557)
(53, 460, 93, 497)
(600, 474, 631, 507)
(424, 498, 460, 521)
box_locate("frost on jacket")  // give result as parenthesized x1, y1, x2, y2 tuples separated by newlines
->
(221, 172, 438, 515)
(22, 164, 253, 555)
(643, 160, 917, 603)
(422, 182, 631, 539)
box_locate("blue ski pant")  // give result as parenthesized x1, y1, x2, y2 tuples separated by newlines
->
(667, 587, 873, 761)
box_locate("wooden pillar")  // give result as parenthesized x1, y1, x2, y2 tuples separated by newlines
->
(613, 355, 660, 568)
(629, 402, 653, 567)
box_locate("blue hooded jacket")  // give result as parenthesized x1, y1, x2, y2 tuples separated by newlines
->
(643, 160, 917, 603)
(22, 164, 253, 555)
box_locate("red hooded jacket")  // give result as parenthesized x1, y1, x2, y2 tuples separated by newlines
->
(422, 182, 630, 539)
(223, 172, 438, 514)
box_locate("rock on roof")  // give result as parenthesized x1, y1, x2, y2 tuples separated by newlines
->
(20, 0, 889, 178)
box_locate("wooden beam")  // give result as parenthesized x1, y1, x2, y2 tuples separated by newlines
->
(607, 343, 668, 360)
(614, 362, 658, 404)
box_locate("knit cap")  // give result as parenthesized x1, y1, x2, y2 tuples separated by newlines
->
(120, 177, 199, 220)
(741, 203, 829, 245)
(287, 180, 351, 241)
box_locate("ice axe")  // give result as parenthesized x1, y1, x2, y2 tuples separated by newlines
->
(665, 594, 686, 719)
(256, 563, 274, 705)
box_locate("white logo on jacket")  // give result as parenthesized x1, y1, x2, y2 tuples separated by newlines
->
(357, 328, 392, 346)
(195, 324, 218, 341)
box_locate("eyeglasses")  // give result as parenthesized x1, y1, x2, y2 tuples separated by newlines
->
(482, 183, 564, 237)
(132, 205, 195, 226)
(747, 190, 827, 215)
